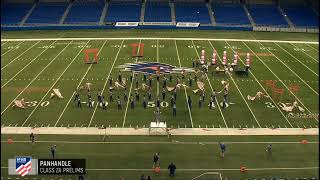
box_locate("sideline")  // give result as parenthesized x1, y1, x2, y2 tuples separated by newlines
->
(1, 38, 318, 44)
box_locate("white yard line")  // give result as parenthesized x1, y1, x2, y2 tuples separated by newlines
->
(1, 41, 40, 70)
(306, 43, 319, 52)
(222, 40, 293, 128)
(1, 40, 58, 88)
(193, 40, 257, 128)
(88, 40, 125, 127)
(1, 41, 24, 57)
(259, 42, 318, 95)
(242, 42, 318, 122)
(1, 41, 74, 115)
(0, 140, 318, 144)
(54, 40, 108, 127)
(1, 38, 318, 44)
(274, 43, 318, 76)
(289, 43, 318, 63)
(174, 40, 194, 128)
(156, 40, 159, 96)
(195, 40, 261, 127)
(20, 41, 91, 126)
(1, 41, 9, 46)
(121, 40, 142, 128)
(190, 41, 228, 128)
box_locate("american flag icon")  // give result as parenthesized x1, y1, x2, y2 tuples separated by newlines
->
(15, 157, 32, 176)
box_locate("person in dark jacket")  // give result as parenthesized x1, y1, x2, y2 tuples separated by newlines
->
(168, 162, 176, 177)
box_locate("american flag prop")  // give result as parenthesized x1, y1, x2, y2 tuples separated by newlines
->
(212, 49, 217, 65)
(200, 50, 205, 64)
(222, 51, 227, 65)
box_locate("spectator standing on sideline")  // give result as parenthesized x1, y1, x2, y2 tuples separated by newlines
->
(50, 145, 56, 159)
(30, 133, 35, 143)
(168, 162, 176, 177)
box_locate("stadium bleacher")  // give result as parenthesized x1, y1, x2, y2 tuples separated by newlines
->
(281, 6, 319, 27)
(1, 3, 32, 24)
(26, 2, 67, 24)
(247, 4, 288, 26)
(144, 2, 171, 22)
(175, 2, 211, 24)
(212, 3, 251, 25)
(105, 1, 141, 22)
(64, 0, 104, 24)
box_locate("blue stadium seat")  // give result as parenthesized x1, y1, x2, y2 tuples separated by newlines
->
(247, 4, 288, 26)
(26, 3, 67, 24)
(175, 3, 211, 24)
(144, 2, 171, 22)
(105, 1, 141, 22)
(212, 3, 250, 25)
(282, 7, 318, 27)
(1, 3, 32, 24)
(64, 1, 104, 23)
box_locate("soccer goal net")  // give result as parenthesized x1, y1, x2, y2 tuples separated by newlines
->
(191, 172, 223, 180)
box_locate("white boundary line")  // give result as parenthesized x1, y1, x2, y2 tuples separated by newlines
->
(88, 40, 125, 127)
(242, 42, 318, 122)
(21, 41, 90, 126)
(1, 40, 58, 88)
(1, 41, 40, 70)
(221, 40, 293, 128)
(290, 43, 319, 63)
(174, 40, 194, 128)
(189, 41, 228, 129)
(1, 41, 74, 115)
(306, 43, 319, 52)
(275, 42, 318, 76)
(1, 140, 318, 144)
(122, 40, 141, 127)
(1, 38, 318, 44)
(1, 41, 24, 57)
(54, 40, 108, 127)
(259, 42, 319, 95)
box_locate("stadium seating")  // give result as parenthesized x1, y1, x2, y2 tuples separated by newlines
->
(281, 7, 318, 27)
(247, 4, 288, 26)
(144, 2, 171, 22)
(105, 1, 141, 22)
(212, 3, 251, 25)
(64, 1, 104, 23)
(1, 3, 32, 24)
(175, 3, 211, 24)
(26, 2, 67, 24)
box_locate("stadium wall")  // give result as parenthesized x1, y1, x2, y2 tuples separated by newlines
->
(1, 25, 253, 31)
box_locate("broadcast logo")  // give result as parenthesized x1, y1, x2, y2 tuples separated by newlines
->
(16, 157, 32, 176)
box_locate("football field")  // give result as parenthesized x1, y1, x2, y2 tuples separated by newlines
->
(1, 30, 319, 179)
(1, 30, 319, 129)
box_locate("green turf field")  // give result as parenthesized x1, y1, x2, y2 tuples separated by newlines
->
(1, 30, 319, 129)
(1, 30, 319, 179)
(1, 134, 319, 179)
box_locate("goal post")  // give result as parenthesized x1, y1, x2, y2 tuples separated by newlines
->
(191, 172, 223, 180)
